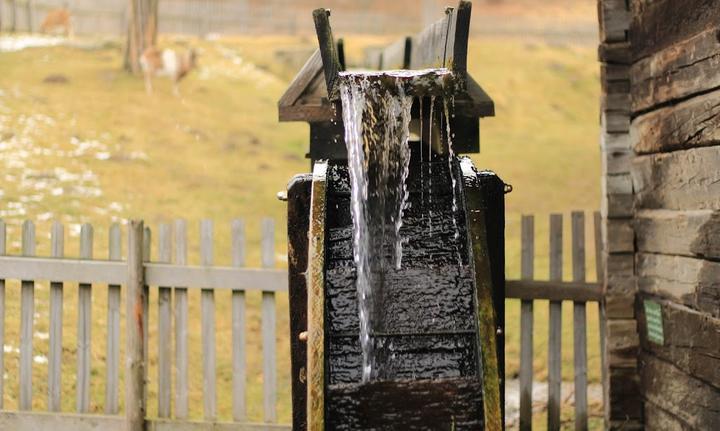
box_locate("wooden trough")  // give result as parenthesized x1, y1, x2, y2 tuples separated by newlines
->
(281, 2, 506, 430)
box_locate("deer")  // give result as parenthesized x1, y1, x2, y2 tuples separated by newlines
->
(139, 47, 198, 96)
(39, 8, 74, 38)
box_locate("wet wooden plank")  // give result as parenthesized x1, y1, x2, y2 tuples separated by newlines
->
(105, 223, 121, 414)
(262, 218, 277, 423)
(200, 219, 216, 420)
(174, 219, 189, 419)
(157, 223, 172, 418)
(77, 223, 93, 413)
(231, 219, 246, 422)
(326, 378, 484, 429)
(571, 212, 588, 431)
(307, 162, 328, 431)
(48, 222, 64, 412)
(633, 146, 720, 211)
(547, 214, 562, 431)
(20, 220, 35, 410)
(519, 214, 534, 431)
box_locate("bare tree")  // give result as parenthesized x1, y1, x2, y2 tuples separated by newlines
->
(124, 0, 159, 73)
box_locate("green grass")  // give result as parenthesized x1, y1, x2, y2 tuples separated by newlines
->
(0, 33, 600, 424)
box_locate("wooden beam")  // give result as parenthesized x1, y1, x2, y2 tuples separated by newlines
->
(637, 253, 720, 318)
(0, 257, 288, 291)
(637, 297, 720, 388)
(306, 161, 327, 431)
(630, 0, 720, 62)
(631, 88, 720, 154)
(631, 27, 720, 114)
(506, 280, 602, 302)
(313, 8, 341, 98)
(633, 145, 720, 210)
(635, 209, 720, 259)
(640, 353, 720, 428)
(0, 412, 291, 431)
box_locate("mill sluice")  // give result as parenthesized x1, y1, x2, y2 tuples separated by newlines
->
(280, 2, 507, 429)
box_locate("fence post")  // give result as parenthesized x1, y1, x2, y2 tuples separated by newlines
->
(126, 220, 146, 431)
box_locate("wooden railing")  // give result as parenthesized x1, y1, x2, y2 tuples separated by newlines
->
(0, 218, 290, 431)
(506, 211, 604, 431)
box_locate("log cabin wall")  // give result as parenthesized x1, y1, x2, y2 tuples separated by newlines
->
(598, 1, 642, 429)
(600, 0, 720, 429)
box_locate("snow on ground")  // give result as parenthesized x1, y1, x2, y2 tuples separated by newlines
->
(0, 35, 65, 52)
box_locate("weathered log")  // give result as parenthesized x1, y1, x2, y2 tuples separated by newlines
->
(598, 0, 629, 44)
(644, 401, 689, 431)
(630, 0, 720, 61)
(605, 275, 636, 319)
(637, 298, 720, 388)
(635, 209, 720, 259)
(633, 146, 720, 210)
(606, 219, 633, 253)
(631, 27, 720, 114)
(637, 253, 720, 317)
(607, 367, 642, 421)
(640, 353, 720, 429)
(606, 319, 638, 368)
(631, 88, 720, 154)
(598, 42, 631, 65)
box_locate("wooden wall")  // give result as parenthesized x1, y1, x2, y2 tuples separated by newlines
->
(598, 1, 642, 429)
(600, 0, 720, 429)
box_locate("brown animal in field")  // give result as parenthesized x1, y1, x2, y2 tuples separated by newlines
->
(40, 8, 73, 37)
(139, 47, 198, 96)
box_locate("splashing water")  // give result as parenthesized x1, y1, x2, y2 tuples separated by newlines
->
(340, 73, 413, 382)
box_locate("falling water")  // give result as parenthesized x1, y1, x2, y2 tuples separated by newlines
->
(340, 73, 413, 382)
(339, 69, 460, 382)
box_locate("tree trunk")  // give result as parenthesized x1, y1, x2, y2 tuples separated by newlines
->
(124, 0, 159, 74)
(10, 0, 17, 32)
(25, 0, 33, 32)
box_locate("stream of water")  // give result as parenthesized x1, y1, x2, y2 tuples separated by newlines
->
(339, 70, 458, 382)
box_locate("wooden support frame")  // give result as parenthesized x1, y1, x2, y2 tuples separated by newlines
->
(306, 161, 328, 431)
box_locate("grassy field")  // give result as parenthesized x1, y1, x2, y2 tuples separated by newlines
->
(0, 31, 600, 426)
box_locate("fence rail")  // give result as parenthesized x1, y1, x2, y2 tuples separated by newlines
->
(505, 211, 604, 431)
(0, 217, 290, 430)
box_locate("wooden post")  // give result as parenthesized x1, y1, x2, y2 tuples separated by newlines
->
(231, 219, 247, 422)
(10, 0, 17, 33)
(0, 220, 5, 409)
(106, 223, 122, 414)
(24, 0, 32, 32)
(572, 212, 588, 431)
(519, 215, 534, 431)
(548, 214, 563, 431)
(48, 222, 64, 412)
(20, 220, 35, 411)
(200, 219, 216, 420)
(126, 220, 146, 431)
(77, 223, 93, 413)
(174, 219, 189, 419)
(157, 223, 172, 418)
(261, 218, 277, 423)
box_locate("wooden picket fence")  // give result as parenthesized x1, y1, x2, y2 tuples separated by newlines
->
(0, 217, 290, 430)
(505, 211, 605, 431)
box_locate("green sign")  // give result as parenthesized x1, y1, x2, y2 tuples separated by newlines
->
(644, 300, 664, 345)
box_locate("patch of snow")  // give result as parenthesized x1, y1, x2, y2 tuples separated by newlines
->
(0, 35, 64, 52)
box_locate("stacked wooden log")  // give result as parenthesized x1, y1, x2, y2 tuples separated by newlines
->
(598, 1, 641, 429)
(600, 0, 720, 429)
(628, 0, 720, 429)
